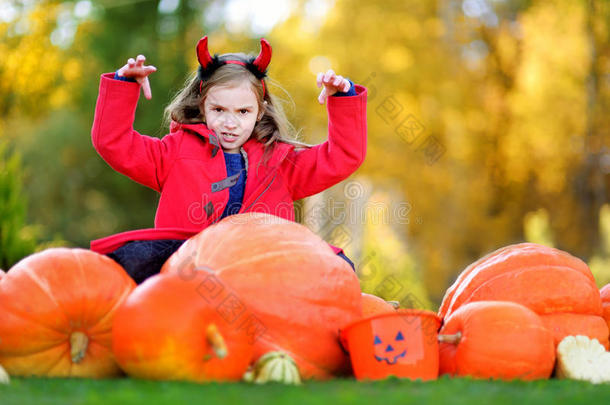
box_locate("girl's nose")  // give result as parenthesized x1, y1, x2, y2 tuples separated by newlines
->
(223, 113, 238, 129)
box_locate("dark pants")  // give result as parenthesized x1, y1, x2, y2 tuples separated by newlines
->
(107, 240, 186, 284)
(108, 239, 356, 284)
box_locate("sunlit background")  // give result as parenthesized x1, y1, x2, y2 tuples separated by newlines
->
(1, 0, 609, 308)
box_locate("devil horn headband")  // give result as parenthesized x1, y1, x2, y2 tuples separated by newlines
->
(196, 36, 272, 83)
(196, 36, 214, 68)
(252, 38, 272, 75)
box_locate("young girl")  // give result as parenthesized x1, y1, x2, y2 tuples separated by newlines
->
(90, 37, 367, 284)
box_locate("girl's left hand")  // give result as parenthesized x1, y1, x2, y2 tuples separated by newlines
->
(317, 69, 351, 105)
(117, 55, 157, 100)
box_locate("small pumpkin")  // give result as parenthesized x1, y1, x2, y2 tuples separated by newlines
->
(556, 335, 610, 384)
(112, 271, 254, 382)
(162, 213, 362, 380)
(600, 284, 610, 333)
(0, 364, 9, 385)
(439, 243, 608, 347)
(361, 293, 397, 317)
(243, 351, 302, 385)
(0, 248, 135, 377)
(438, 301, 555, 380)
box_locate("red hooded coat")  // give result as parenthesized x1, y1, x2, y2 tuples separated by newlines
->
(90, 73, 367, 254)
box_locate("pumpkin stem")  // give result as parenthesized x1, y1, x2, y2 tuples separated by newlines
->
(206, 323, 228, 359)
(70, 331, 89, 363)
(437, 331, 462, 345)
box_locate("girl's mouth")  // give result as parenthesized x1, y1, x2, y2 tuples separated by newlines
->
(221, 132, 238, 143)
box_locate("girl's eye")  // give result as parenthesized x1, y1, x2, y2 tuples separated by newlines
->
(214, 107, 223, 112)
(239, 109, 249, 114)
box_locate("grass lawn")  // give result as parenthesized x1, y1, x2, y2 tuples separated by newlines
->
(1, 376, 609, 405)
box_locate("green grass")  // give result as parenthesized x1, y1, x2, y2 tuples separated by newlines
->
(1, 376, 610, 405)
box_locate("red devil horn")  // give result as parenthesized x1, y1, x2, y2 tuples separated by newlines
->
(196, 36, 213, 67)
(252, 38, 272, 73)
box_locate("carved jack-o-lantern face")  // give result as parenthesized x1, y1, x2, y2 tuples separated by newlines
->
(373, 329, 408, 364)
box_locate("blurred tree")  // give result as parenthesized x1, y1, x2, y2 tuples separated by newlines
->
(2, 0, 215, 247)
(0, 1, 73, 127)
(268, 0, 610, 304)
(571, 0, 610, 258)
(0, 143, 38, 269)
(590, 204, 610, 287)
(503, 0, 610, 260)
(358, 188, 433, 310)
(523, 208, 555, 247)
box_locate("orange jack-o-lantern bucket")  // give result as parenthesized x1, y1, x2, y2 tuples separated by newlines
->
(340, 309, 441, 381)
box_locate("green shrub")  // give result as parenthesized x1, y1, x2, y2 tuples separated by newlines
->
(0, 142, 38, 269)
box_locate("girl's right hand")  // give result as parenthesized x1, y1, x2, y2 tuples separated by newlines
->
(117, 54, 157, 100)
(316, 69, 351, 105)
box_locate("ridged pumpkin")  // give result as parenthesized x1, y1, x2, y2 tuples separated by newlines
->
(161, 212, 362, 380)
(0, 248, 135, 377)
(361, 293, 397, 317)
(438, 243, 608, 347)
(112, 271, 254, 382)
(601, 284, 610, 332)
(438, 301, 555, 380)
(556, 335, 610, 384)
(243, 351, 302, 385)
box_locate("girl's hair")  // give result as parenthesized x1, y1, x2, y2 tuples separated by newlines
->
(164, 56, 310, 159)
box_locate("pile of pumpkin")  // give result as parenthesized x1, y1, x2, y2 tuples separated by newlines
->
(1, 212, 610, 384)
(437, 243, 610, 382)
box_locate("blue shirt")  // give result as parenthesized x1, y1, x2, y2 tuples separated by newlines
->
(220, 151, 247, 219)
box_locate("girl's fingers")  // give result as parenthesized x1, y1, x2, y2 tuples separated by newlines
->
(316, 72, 324, 88)
(140, 77, 152, 99)
(341, 78, 350, 92)
(316, 69, 351, 102)
(123, 66, 156, 78)
(118, 56, 156, 76)
(318, 86, 327, 104)
(116, 55, 155, 100)
(117, 63, 128, 76)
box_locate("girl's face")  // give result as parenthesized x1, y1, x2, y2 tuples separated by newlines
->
(202, 81, 260, 154)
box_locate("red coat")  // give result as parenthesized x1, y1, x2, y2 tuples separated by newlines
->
(90, 73, 367, 254)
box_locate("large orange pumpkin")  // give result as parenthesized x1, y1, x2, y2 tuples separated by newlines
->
(438, 301, 555, 380)
(438, 243, 608, 347)
(161, 212, 362, 380)
(601, 284, 610, 332)
(112, 271, 254, 382)
(0, 248, 135, 377)
(361, 293, 397, 317)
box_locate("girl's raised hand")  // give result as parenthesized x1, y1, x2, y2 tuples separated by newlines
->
(117, 55, 157, 100)
(316, 69, 351, 105)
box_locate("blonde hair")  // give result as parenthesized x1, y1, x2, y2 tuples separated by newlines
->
(164, 59, 310, 159)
